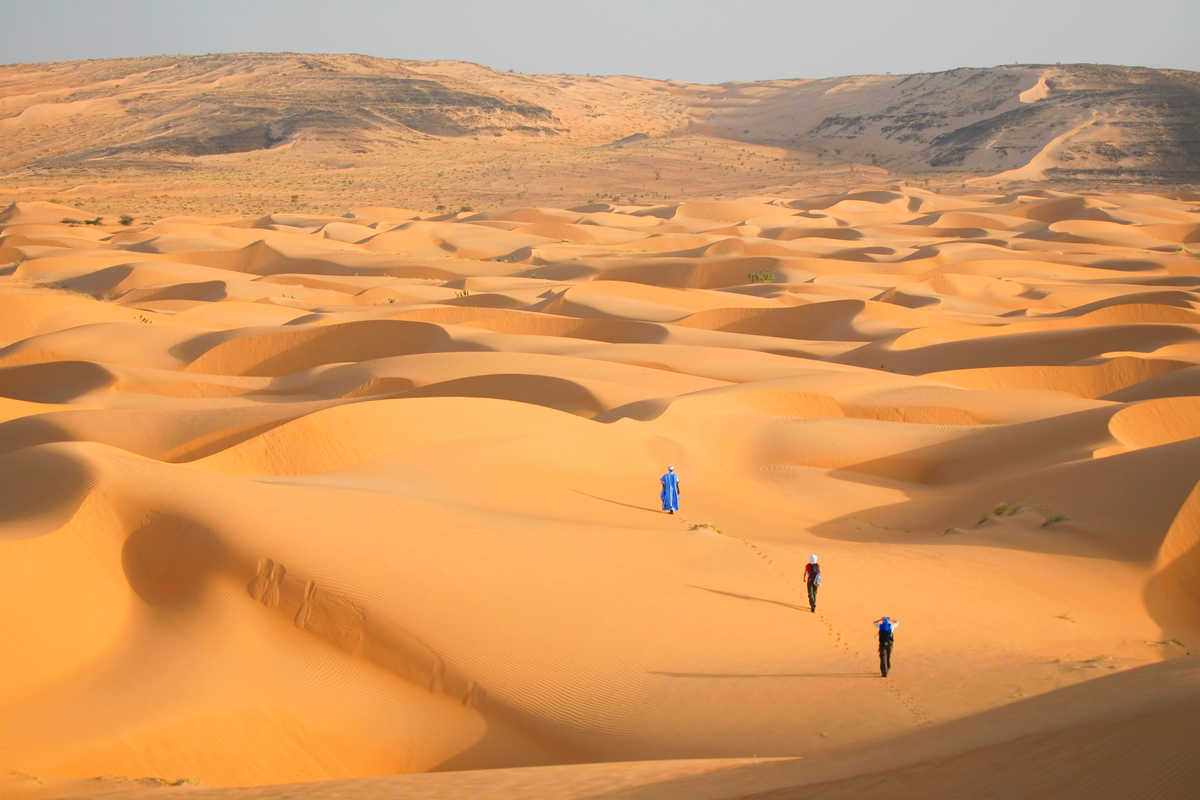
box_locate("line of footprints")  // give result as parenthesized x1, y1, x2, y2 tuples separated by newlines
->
(681, 513, 931, 727)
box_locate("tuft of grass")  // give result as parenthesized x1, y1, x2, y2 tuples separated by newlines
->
(456, 288, 470, 298)
(1055, 613, 1077, 623)
(61, 217, 84, 225)
(748, 269, 776, 283)
(977, 502, 1068, 529)
(119, 214, 134, 225)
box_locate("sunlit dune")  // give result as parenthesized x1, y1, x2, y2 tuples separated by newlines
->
(1, 185, 1199, 800)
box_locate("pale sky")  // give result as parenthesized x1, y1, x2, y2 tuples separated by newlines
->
(2, 0, 1195, 83)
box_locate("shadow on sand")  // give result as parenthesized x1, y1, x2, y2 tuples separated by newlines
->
(649, 670, 878, 679)
(687, 585, 810, 613)
(572, 490, 662, 514)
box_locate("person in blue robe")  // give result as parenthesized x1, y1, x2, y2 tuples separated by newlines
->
(660, 466, 680, 513)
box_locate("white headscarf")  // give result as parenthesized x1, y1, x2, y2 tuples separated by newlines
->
(810, 554, 818, 564)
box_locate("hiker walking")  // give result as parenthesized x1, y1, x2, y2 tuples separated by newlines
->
(660, 466, 680, 514)
(874, 616, 897, 677)
(803, 554, 821, 612)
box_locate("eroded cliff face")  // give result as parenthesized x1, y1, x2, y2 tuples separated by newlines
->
(0, 53, 562, 170)
(697, 64, 1200, 182)
(1, 54, 1197, 213)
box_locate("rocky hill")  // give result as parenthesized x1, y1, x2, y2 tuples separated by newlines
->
(698, 64, 1200, 182)
(0, 53, 562, 169)
(1, 54, 1197, 216)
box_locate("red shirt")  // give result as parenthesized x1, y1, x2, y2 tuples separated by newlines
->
(804, 563, 819, 582)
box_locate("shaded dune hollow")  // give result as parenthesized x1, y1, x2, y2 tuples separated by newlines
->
(2, 186, 1200, 800)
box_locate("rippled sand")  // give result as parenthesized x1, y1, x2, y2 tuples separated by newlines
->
(2, 187, 1198, 799)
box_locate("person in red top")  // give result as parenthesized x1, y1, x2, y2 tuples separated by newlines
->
(803, 554, 821, 612)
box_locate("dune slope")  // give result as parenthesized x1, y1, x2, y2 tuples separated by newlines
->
(1, 186, 1198, 798)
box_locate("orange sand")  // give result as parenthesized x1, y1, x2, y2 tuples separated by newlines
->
(1, 186, 1198, 799)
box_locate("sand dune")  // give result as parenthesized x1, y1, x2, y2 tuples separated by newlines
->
(45, 656, 1198, 800)
(1, 186, 1198, 799)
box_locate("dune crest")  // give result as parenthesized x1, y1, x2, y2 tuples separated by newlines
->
(1, 186, 1198, 798)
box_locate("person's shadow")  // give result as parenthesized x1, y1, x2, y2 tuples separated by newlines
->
(687, 585, 810, 613)
(572, 490, 661, 514)
(649, 670, 878, 679)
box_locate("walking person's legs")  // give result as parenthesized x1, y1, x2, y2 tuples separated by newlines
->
(807, 581, 817, 612)
(879, 642, 891, 677)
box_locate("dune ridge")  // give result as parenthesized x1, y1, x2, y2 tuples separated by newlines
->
(1, 185, 1198, 799)
(4, 56, 1200, 221)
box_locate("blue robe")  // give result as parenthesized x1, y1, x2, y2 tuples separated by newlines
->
(660, 472, 679, 511)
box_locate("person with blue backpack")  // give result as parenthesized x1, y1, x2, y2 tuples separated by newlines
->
(874, 616, 898, 677)
(803, 554, 821, 612)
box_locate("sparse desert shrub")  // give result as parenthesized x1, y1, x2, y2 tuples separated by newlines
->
(61, 217, 84, 225)
(976, 502, 1068, 529)
(456, 288, 470, 298)
(748, 269, 776, 283)
(977, 502, 1019, 525)
(993, 502, 1023, 517)
(119, 214, 134, 225)
(83, 216, 102, 225)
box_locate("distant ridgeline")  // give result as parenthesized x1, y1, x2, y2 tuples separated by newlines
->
(1, 53, 1198, 184)
(699, 64, 1200, 183)
(0, 53, 563, 167)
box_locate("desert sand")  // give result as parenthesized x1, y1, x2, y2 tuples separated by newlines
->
(1, 186, 1199, 799)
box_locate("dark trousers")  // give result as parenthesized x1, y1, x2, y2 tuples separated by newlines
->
(879, 641, 893, 676)
(807, 581, 818, 611)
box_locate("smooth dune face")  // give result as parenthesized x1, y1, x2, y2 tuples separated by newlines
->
(1, 186, 1199, 800)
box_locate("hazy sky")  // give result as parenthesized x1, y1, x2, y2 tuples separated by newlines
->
(2, 0, 1195, 83)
